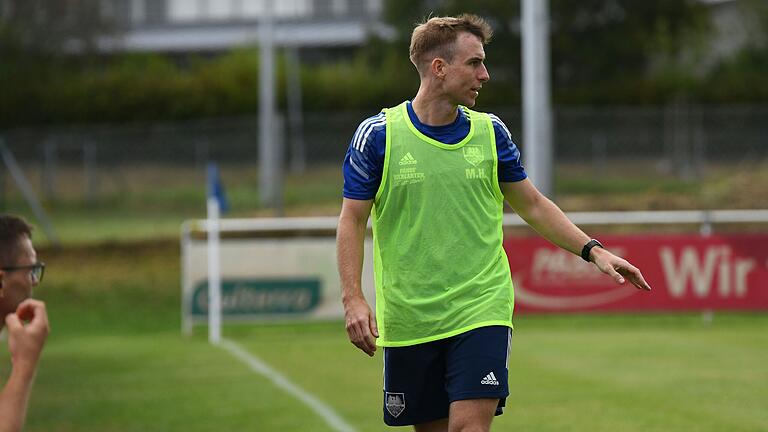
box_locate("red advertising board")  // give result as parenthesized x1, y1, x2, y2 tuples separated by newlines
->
(503, 234, 768, 313)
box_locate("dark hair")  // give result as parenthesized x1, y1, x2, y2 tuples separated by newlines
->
(0, 214, 33, 266)
(409, 14, 493, 72)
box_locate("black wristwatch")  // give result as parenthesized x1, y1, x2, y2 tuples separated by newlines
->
(581, 239, 604, 262)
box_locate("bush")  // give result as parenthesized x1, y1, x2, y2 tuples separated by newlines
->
(2, 42, 768, 128)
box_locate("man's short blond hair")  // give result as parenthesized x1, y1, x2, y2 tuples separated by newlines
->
(409, 14, 493, 73)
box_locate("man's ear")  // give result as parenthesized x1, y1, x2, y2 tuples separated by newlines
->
(431, 57, 447, 79)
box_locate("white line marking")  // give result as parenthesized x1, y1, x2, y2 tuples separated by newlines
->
(219, 338, 357, 432)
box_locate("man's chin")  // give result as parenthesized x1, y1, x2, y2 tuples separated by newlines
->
(0, 298, 25, 320)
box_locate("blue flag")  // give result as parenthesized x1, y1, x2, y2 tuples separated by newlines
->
(207, 163, 229, 214)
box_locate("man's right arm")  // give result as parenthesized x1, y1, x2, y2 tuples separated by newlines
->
(337, 198, 378, 357)
(338, 112, 385, 357)
(0, 300, 49, 432)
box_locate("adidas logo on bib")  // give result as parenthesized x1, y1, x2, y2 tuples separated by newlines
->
(481, 371, 499, 386)
(399, 152, 418, 165)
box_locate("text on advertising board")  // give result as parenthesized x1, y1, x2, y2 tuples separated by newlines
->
(192, 279, 321, 316)
(504, 234, 768, 313)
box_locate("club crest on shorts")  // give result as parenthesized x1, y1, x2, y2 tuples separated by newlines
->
(463, 145, 483, 166)
(385, 392, 405, 418)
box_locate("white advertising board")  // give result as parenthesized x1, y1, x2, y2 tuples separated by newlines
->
(182, 228, 376, 333)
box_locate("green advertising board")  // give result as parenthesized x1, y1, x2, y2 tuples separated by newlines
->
(192, 279, 321, 316)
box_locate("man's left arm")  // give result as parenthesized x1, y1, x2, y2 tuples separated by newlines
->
(501, 179, 651, 291)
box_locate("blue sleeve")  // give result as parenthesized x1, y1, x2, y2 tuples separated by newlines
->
(489, 114, 527, 182)
(342, 112, 387, 200)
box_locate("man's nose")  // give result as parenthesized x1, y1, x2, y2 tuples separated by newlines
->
(478, 64, 490, 82)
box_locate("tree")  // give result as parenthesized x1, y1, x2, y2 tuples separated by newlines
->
(550, 0, 710, 85)
(382, 0, 713, 104)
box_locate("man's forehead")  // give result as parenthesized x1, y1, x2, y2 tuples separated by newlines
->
(456, 33, 485, 58)
(16, 235, 36, 261)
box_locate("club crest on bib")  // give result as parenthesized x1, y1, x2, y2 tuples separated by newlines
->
(385, 392, 405, 418)
(463, 145, 483, 166)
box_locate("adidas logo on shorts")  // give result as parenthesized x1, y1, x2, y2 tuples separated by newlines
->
(481, 371, 499, 386)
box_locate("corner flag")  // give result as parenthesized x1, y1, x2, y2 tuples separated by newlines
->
(205, 163, 227, 344)
(207, 163, 229, 214)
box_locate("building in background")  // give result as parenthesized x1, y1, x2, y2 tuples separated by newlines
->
(0, 0, 394, 53)
(103, 0, 392, 53)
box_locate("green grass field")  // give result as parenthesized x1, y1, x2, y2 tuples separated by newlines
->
(1, 161, 766, 430)
(2, 242, 765, 431)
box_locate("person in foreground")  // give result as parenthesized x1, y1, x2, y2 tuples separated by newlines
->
(0, 215, 49, 432)
(336, 13, 651, 431)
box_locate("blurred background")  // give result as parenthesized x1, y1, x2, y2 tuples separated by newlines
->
(1, 1, 767, 431)
(1, 0, 767, 243)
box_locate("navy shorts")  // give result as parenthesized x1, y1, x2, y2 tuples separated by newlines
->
(383, 325, 512, 426)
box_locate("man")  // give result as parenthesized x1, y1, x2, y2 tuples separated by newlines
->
(0, 215, 49, 432)
(337, 14, 651, 431)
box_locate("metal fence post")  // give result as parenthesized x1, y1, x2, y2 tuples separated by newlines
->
(286, 47, 307, 174)
(591, 133, 607, 177)
(83, 140, 98, 202)
(43, 138, 58, 201)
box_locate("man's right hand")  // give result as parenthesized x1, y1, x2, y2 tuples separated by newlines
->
(5, 299, 49, 376)
(343, 295, 379, 357)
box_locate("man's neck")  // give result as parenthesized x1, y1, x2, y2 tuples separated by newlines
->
(411, 88, 459, 127)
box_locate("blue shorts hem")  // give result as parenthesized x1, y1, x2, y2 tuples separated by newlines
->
(449, 391, 509, 403)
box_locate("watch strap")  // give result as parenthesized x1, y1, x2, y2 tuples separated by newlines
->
(581, 239, 604, 262)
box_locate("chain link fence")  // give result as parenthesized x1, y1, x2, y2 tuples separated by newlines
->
(1, 103, 766, 204)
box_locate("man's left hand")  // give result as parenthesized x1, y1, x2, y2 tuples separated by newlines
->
(590, 247, 652, 291)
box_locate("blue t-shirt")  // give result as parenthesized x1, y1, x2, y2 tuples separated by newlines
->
(343, 101, 527, 200)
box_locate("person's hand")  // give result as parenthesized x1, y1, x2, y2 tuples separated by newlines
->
(343, 295, 378, 357)
(591, 247, 652, 291)
(5, 299, 49, 376)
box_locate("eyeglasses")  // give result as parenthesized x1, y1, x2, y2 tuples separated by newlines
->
(1, 262, 45, 283)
